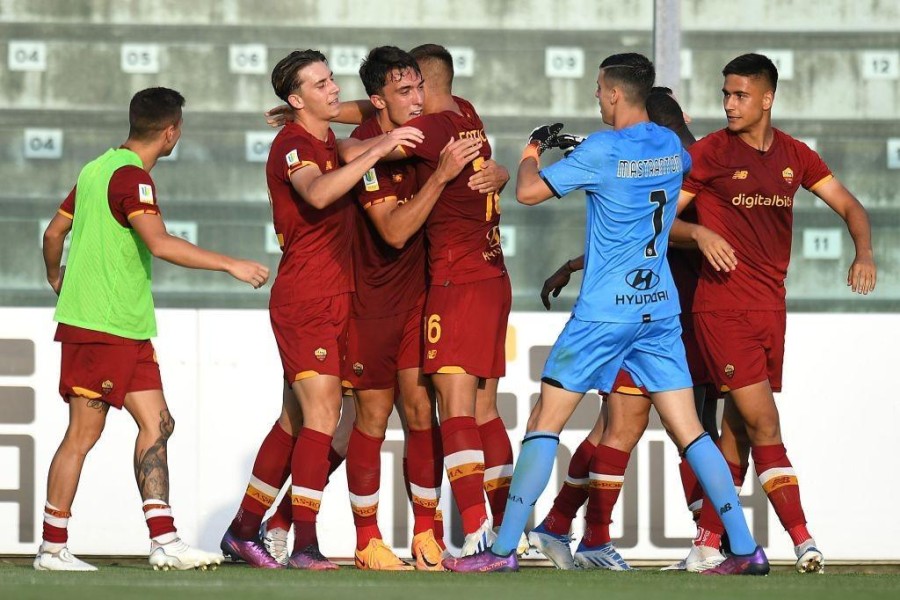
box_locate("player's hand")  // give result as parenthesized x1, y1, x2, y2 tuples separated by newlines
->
(555, 133, 585, 156)
(228, 259, 270, 289)
(435, 137, 483, 184)
(468, 159, 509, 193)
(527, 123, 564, 154)
(694, 227, 738, 273)
(847, 254, 876, 295)
(265, 104, 293, 128)
(540, 261, 575, 310)
(374, 126, 424, 156)
(48, 265, 65, 296)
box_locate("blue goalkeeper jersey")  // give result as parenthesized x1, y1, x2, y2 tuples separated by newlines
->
(540, 121, 691, 323)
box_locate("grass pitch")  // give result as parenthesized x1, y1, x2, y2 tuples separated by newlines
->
(2, 559, 899, 600)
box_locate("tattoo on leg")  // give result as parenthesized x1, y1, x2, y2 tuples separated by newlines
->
(134, 409, 174, 502)
(86, 399, 108, 413)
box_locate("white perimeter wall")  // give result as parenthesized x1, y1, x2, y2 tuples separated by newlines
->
(1, 309, 898, 560)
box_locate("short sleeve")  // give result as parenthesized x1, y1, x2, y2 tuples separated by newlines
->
(108, 166, 160, 226)
(539, 135, 606, 198)
(356, 163, 400, 210)
(681, 141, 712, 196)
(797, 141, 833, 192)
(58, 186, 76, 218)
(282, 136, 319, 178)
(402, 114, 447, 163)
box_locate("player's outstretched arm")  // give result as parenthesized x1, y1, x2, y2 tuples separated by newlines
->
(811, 177, 876, 294)
(369, 137, 483, 249)
(42, 212, 72, 295)
(297, 127, 423, 209)
(337, 126, 422, 165)
(130, 213, 269, 289)
(516, 123, 563, 205)
(468, 159, 509, 194)
(540, 255, 584, 310)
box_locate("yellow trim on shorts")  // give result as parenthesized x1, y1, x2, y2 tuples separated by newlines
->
(436, 366, 468, 374)
(71, 386, 102, 399)
(615, 385, 645, 396)
(294, 370, 320, 381)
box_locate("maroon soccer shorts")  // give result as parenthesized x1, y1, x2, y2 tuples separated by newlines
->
(423, 274, 512, 379)
(681, 314, 713, 387)
(59, 341, 162, 409)
(270, 293, 350, 383)
(345, 297, 425, 390)
(607, 369, 650, 396)
(693, 310, 786, 394)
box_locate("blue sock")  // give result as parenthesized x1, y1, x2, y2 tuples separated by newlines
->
(684, 433, 756, 555)
(492, 431, 559, 556)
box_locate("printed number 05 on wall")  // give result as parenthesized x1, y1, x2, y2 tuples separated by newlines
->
(426, 314, 442, 344)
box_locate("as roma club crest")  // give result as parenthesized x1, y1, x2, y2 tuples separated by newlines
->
(724, 364, 735, 379)
(101, 379, 114, 394)
(314, 347, 327, 362)
(782, 167, 794, 185)
(353, 362, 364, 376)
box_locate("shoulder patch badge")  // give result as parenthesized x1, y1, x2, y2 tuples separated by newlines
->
(363, 168, 379, 192)
(138, 183, 154, 205)
(286, 149, 300, 167)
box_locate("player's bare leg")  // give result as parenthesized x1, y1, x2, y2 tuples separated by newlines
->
(123, 390, 222, 570)
(347, 387, 412, 570)
(728, 381, 822, 572)
(35, 396, 108, 571)
(397, 368, 445, 570)
(575, 393, 648, 570)
(283, 375, 341, 570)
(433, 372, 494, 554)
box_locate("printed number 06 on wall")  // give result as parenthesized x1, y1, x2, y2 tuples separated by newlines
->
(426, 314, 442, 344)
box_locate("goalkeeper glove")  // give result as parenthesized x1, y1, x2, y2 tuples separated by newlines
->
(556, 133, 585, 156)
(527, 123, 564, 154)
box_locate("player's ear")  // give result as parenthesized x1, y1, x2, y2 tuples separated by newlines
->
(370, 94, 387, 111)
(762, 89, 774, 111)
(287, 93, 304, 111)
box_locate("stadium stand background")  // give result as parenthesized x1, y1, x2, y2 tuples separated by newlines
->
(1, 0, 898, 312)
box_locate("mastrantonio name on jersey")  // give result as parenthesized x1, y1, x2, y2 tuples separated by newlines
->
(616, 154, 683, 179)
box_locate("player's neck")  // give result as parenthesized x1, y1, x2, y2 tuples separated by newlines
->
(375, 110, 396, 133)
(737, 125, 774, 154)
(612, 108, 648, 131)
(294, 111, 331, 141)
(120, 141, 156, 171)
(424, 91, 459, 115)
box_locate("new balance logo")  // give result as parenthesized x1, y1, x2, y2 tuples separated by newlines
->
(732, 170, 748, 179)
(720, 503, 733, 515)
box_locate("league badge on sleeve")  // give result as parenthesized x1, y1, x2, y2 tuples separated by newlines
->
(138, 183, 155, 205)
(286, 149, 300, 168)
(363, 168, 379, 192)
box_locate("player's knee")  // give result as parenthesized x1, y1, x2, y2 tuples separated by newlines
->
(745, 415, 781, 445)
(63, 423, 105, 455)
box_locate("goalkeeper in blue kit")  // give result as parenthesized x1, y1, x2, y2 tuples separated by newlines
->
(444, 53, 769, 576)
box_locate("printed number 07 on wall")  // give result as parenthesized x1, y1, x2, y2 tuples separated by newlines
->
(644, 189, 668, 258)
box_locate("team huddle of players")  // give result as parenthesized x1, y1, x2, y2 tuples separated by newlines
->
(37, 41, 875, 575)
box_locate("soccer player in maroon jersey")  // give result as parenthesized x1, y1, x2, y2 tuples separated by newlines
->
(38, 87, 268, 572)
(343, 46, 486, 571)
(220, 49, 422, 570)
(671, 53, 876, 573)
(406, 44, 516, 556)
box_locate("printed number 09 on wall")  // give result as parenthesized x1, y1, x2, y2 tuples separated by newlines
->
(426, 314, 442, 344)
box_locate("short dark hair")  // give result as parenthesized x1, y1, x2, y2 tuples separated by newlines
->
(271, 49, 328, 103)
(409, 43, 454, 87)
(599, 53, 655, 104)
(646, 92, 695, 148)
(650, 86, 673, 96)
(128, 87, 184, 141)
(359, 46, 422, 97)
(722, 53, 778, 91)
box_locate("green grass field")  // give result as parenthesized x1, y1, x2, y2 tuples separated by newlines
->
(2, 559, 899, 600)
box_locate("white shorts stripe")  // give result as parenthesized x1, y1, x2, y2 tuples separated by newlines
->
(445, 449, 484, 469)
(565, 476, 590, 487)
(292, 485, 324, 501)
(484, 464, 514, 481)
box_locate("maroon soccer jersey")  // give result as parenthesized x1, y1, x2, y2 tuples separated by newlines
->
(669, 202, 703, 313)
(403, 96, 506, 285)
(682, 128, 832, 311)
(267, 122, 354, 307)
(348, 117, 426, 318)
(58, 165, 161, 227)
